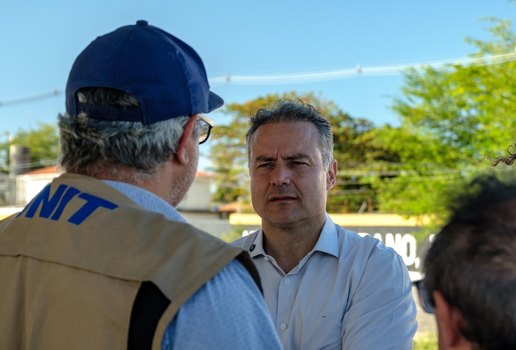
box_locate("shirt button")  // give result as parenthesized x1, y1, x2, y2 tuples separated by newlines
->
(264, 256, 270, 261)
(280, 323, 288, 330)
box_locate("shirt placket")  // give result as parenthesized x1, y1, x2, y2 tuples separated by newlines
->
(276, 273, 296, 333)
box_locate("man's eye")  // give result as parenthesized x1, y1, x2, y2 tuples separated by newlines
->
(257, 163, 272, 168)
(292, 161, 308, 166)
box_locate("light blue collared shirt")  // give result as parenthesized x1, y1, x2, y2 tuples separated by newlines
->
(234, 215, 417, 350)
(104, 181, 282, 350)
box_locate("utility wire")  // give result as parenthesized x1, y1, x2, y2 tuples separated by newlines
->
(209, 50, 516, 85)
(0, 90, 61, 107)
(1, 50, 515, 107)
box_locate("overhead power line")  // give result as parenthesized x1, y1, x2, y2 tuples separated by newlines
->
(209, 50, 516, 85)
(0, 50, 514, 107)
(0, 90, 61, 107)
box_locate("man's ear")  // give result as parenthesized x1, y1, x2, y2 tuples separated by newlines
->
(433, 290, 468, 349)
(326, 159, 337, 190)
(176, 116, 197, 165)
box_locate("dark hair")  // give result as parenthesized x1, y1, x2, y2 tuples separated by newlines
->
(245, 99, 334, 169)
(492, 143, 516, 166)
(424, 175, 516, 350)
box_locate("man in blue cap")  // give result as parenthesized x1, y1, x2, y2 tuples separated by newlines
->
(0, 21, 281, 349)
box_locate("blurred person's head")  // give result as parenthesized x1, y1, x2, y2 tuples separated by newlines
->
(422, 175, 516, 350)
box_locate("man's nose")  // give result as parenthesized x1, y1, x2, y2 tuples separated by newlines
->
(271, 165, 291, 186)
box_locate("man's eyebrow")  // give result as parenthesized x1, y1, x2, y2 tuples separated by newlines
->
(254, 155, 275, 162)
(254, 154, 310, 162)
(285, 153, 309, 160)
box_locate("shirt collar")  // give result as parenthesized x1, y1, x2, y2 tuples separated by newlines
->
(250, 214, 339, 259)
(249, 229, 267, 258)
(312, 214, 339, 258)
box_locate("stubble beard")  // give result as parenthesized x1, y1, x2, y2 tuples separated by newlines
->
(168, 152, 198, 207)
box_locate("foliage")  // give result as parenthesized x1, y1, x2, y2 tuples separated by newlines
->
(365, 18, 516, 220)
(0, 122, 60, 172)
(413, 332, 438, 350)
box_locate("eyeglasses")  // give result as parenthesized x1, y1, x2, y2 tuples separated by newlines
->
(413, 279, 435, 314)
(197, 115, 214, 145)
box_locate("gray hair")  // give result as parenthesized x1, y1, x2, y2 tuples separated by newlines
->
(246, 99, 334, 169)
(59, 88, 191, 180)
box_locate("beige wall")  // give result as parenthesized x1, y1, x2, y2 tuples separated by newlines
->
(177, 176, 213, 211)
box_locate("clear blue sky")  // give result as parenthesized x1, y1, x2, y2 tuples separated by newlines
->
(1, 0, 514, 139)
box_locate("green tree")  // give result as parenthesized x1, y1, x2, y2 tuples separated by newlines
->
(0, 123, 60, 172)
(367, 18, 516, 221)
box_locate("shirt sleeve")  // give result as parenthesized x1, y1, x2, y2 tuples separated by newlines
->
(341, 245, 418, 350)
(161, 259, 282, 350)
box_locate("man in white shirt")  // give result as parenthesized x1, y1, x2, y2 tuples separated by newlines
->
(234, 99, 417, 350)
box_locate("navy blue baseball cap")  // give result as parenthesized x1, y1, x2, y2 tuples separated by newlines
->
(66, 20, 223, 124)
